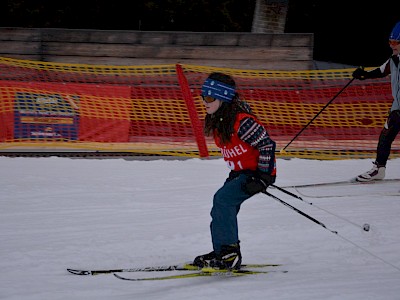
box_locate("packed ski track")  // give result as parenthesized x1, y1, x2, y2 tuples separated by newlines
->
(1, 156, 400, 299)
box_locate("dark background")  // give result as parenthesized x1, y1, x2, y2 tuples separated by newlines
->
(1, 0, 399, 67)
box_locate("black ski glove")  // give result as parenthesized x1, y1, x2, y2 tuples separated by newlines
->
(352, 67, 368, 80)
(243, 170, 276, 195)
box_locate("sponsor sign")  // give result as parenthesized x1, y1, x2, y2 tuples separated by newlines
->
(14, 92, 80, 140)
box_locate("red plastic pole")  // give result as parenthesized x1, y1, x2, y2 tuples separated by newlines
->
(175, 64, 209, 158)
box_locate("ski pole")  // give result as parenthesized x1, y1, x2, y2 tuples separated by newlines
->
(281, 77, 355, 152)
(271, 184, 305, 201)
(263, 190, 338, 234)
(264, 191, 400, 272)
(271, 184, 371, 232)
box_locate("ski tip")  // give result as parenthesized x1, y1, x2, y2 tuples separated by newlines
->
(113, 273, 141, 281)
(113, 273, 124, 280)
(67, 269, 91, 275)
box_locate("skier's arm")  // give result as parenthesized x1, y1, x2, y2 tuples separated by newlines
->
(352, 58, 391, 80)
(237, 117, 276, 175)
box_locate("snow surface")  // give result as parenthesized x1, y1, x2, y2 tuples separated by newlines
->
(1, 156, 400, 300)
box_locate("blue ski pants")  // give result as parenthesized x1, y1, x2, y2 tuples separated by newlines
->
(210, 172, 253, 254)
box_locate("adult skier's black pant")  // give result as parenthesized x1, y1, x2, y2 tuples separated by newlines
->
(376, 110, 400, 166)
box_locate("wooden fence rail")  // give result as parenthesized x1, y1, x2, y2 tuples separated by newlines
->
(0, 27, 313, 70)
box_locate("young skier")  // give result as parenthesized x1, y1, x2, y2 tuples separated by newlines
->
(193, 72, 276, 270)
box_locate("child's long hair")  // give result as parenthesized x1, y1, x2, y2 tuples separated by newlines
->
(203, 72, 253, 144)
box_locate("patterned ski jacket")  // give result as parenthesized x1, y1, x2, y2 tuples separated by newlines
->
(214, 112, 276, 176)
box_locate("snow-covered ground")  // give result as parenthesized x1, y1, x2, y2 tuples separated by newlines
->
(1, 156, 399, 300)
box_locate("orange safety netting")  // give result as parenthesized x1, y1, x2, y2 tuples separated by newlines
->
(0, 56, 399, 160)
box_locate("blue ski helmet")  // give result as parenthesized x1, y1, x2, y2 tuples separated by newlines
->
(389, 21, 400, 41)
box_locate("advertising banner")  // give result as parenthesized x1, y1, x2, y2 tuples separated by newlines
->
(14, 92, 80, 140)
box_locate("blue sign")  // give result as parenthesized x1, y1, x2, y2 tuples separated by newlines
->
(14, 92, 80, 140)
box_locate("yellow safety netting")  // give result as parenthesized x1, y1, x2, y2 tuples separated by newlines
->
(0, 56, 398, 160)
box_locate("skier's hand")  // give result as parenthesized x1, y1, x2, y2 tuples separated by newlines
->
(352, 67, 368, 80)
(243, 170, 275, 195)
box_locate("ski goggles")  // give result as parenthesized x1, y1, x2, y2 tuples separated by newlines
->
(201, 95, 218, 103)
(389, 40, 400, 46)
